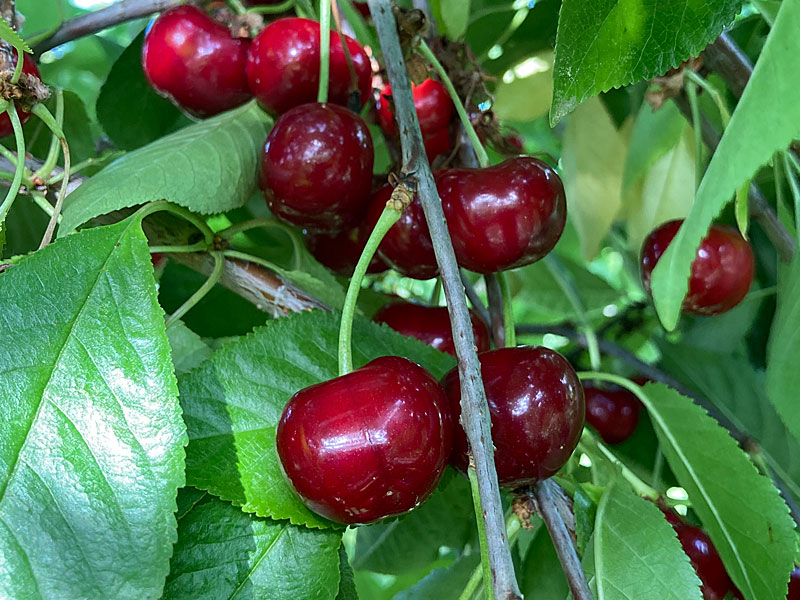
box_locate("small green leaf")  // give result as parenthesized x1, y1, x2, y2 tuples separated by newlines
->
(60, 101, 272, 235)
(640, 383, 796, 600)
(352, 474, 475, 574)
(164, 490, 342, 600)
(178, 310, 455, 529)
(561, 96, 627, 259)
(519, 526, 570, 599)
(166, 320, 212, 376)
(650, 0, 800, 330)
(431, 0, 472, 40)
(767, 255, 800, 446)
(550, 0, 742, 124)
(594, 475, 702, 600)
(96, 31, 184, 151)
(0, 20, 32, 54)
(0, 219, 187, 599)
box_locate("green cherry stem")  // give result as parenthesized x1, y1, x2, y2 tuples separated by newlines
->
(0, 103, 26, 227)
(468, 465, 496, 600)
(417, 40, 490, 168)
(685, 78, 703, 189)
(35, 88, 65, 180)
(31, 190, 57, 219)
(227, 0, 247, 15)
(247, 0, 295, 13)
(338, 203, 401, 376)
(149, 241, 210, 254)
(317, 0, 332, 104)
(133, 200, 215, 246)
(498, 272, 515, 347)
(11, 47, 24, 85)
(32, 102, 71, 248)
(218, 217, 305, 269)
(166, 250, 225, 328)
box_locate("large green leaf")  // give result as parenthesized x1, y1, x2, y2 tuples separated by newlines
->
(594, 476, 702, 600)
(650, 0, 800, 329)
(519, 526, 569, 600)
(640, 383, 796, 600)
(60, 101, 271, 235)
(352, 474, 475, 575)
(164, 489, 341, 600)
(550, 0, 742, 123)
(767, 256, 800, 445)
(177, 310, 456, 529)
(0, 219, 187, 599)
(658, 343, 800, 503)
(96, 31, 184, 151)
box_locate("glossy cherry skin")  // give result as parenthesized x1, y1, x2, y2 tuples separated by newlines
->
(423, 128, 452, 162)
(373, 302, 490, 357)
(444, 346, 584, 487)
(583, 383, 641, 445)
(675, 525, 736, 600)
(640, 220, 755, 316)
(142, 6, 251, 117)
(304, 226, 388, 276)
(787, 566, 800, 599)
(276, 356, 453, 524)
(377, 79, 453, 137)
(437, 157, 567, 274)
(246, 17, 372, 114)
(0, 54, 41, 138)
(261, 103, 374, 232)
(362, 184, 438, 279)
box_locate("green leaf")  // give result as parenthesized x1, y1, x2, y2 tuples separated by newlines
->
(178, 310, 456, 529)
(0, 219, 187, 599)
(594, 475, 702, 600)
(519, 526, 570, 599)
(96, 31, 184, 151)
(561, 96, 627, 259)
(493, 50, 554, 123)
(432, 0, 472, 40)
(60, 101, 272, 235)
(1, 195, 48, 258)
(167, 320, 212, 376)
(650, 0, 800, 329)
(393, 553, 479, 600)
(0, 20, 32, 54)
(352, 474, 475, 574)
(550, 0, 742, 124)
(164, 490, 341, 600)
(574, 484, 598, 556)
(766, 255, 800, 447)
(640, 383, 796, 600)
(336, 545, 359, 600)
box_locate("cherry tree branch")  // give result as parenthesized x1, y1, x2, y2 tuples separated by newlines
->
(32, 0, 184, 54)
(367, 2, 520, 598)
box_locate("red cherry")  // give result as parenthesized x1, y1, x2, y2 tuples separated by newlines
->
(640, 220, 755, 316)
(787, 566, 800, 599)
(675, 524, 736, 600)
(276, 356, 453, 524)
(150, 252, 167, 270)
(362, 184, 438, 280)
(261, 103, 374, 232)
(376, 80, 453, 137)
(353, 1, 371, 18)
(373, 302, 490, 357)
(0, 54, 41, 138)
(423, 128, 452, 162)
(444, 346, 584, 487)
(437, 157, 567, 274)
(142, 5, 251, 117)
(657, 503, 685, 528)
(583, 382, 641, 445)
(304, 226, 388, 276)
(246, 17, 372, 114)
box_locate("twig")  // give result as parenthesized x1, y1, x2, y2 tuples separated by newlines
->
(530, 480, 594, 600)
(32, 0, 184, 54)
(702, 33, 754, 98)
(367, 2, 520, 599)
(461, 270, 490, 327)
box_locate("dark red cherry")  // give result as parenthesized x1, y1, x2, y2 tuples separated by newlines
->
(444, 346, 584, 487)
(246, 17, 372, 114)
(787, 566, 800, 599)
(142, 5, 251, 117)
(0, 54, 41, 138)
(437, 157, 567, 274)
(362, 184, 438, 280)
(377, 79, 453, 137)
(150, 252, 167, 270)
(675, 524, 736, 600)
(657, 503, 685, 528)
(583, 382, 641, 445)
(261, 103, 374, 232)
(276, 356, 453, 524)
(373, 302, 490, 357)
(353, 1, 371, 18)
(304, 226, 388, 276)
(640, 220, 755, 316)
(423, 128, 452, 162)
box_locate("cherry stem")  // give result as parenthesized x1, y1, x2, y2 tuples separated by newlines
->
(30, 190, 58, 220)
(0, 102, 25, 228)
(417, 40, 490, 169)
(684, 79, 704, 191)
(31, 101, 71, 248)
(10, 46, 23, 85)
(317, 0, 331, 104)
(227, 0, 247, 15)
(782, 152, 800, 245)
(531, 479, 595, 600)
(461, 270, 491, 328)
(684, 70, 731, 129)
(498, 272, 515, 347)
(133, 200, 215, 247)
(165, 250, 224, 328)
(218, 217, 305, 270)
(485, 273, 506, 349)
(149, 241, 209, 254)
(338, 204, 401, 376)
(467, 466, 495, 600)
(369, 3, 521, 598)
(35, 88, 64, 180)
(247, 0, 295, 13)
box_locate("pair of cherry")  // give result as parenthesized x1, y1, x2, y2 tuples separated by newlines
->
(142, 7, 371, 117)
